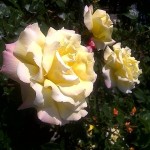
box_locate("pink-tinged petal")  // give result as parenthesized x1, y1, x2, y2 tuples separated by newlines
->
(1, 50, 19, 81)
(18, 83, 35, 109)
(38, 99, 88, 125)
(87, 38, 96, 49)
(37, 87, 68, 125)
(84, 5, 93, 30)
(86, 46, 93, 53)
(38, 109, 63, 125)
(75, 101, 87, 111)
(102, 66, 116, 88)
(5, 42, 16, 53)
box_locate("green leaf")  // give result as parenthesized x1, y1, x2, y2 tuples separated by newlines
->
(140, 112, 150, 133)
(134, 89, 146, 102)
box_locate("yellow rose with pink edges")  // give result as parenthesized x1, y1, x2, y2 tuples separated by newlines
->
(1, 23, 97, 125)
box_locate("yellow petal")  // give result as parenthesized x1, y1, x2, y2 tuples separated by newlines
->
(14, 23, 45, 60)
(44, 79, 75, 104)
(17, 62, 38, 83)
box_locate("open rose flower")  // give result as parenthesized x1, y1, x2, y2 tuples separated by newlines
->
(1, 23, 97, 125)
(102, 43, 142, 93)
(84, 5, 115, 50)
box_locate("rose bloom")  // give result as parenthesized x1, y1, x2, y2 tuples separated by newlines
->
(102, 43, 142, 93)
(84, 5, 114, 50)
(1, 23, 97, 125)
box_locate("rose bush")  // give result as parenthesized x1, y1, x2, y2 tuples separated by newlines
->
(1, 23, 97, 125)
(102, 43, 142, 93)
(84, 5, 114, 50)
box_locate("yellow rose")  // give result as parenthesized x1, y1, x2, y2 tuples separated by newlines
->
(1, 23, 97, 125)
(102, 43, 142, 93)
(84, 5, 114, 50)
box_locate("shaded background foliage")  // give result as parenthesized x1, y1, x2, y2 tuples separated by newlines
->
(0, 0, 150, 149)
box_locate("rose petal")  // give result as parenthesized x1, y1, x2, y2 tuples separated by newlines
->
(44, 79, 75, 104)
(93, 9, 107, 19)
(18, 83, 35, 109)
(72, 51, 96, 82)
(6, 42, 16, 53)
(66, 109, 88, 121)
(113, 42, 121, 50)
(37, 94, 87, 125)
(1, 50, 20, 81)
(104, 46, 113, 60)
(27, 41, 43, 67)
(43, 41, 60, 73)
(20, 23, 45, 47)
(117, 79, 134, 93)
(57, 101, 88, 121)
(31, 83, 45, 106)
(102, 66, 116, 88)
(58, 81, 93, 100)
(14, 23, 45, 60)
(47, 51, 79, 85)
(84, 5, 93, 30)
(38, 109, 63, 125)
(37, 87, 67, 125)
(0, 43, 20, 81)
(17, 62, 38, 83)
(94, 38, 115, 51)
(92, 18, 113, 41)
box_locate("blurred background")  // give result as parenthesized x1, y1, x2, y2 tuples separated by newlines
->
(0, 0, 150, 149)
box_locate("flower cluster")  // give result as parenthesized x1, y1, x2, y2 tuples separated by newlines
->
(84, 5, 142, 93)
(0, 5, 142, 125)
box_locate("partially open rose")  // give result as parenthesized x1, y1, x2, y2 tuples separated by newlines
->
(102, 43, 142, 93)
(1, 23, 97, 125)
(84, 5, 114, 50)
